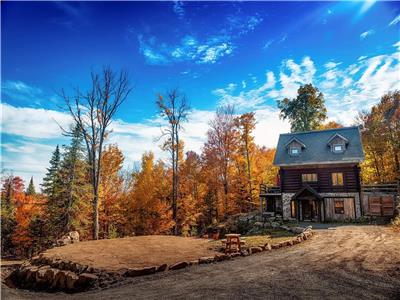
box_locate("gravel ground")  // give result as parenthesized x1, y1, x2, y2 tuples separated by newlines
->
(2, 225, 400, 300)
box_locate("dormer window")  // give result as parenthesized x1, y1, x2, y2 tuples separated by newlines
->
(333, 144, 343, 153)
(290, 147, 301, 156)
(327, 133, 349, 154)
(285, 137, 306, 157)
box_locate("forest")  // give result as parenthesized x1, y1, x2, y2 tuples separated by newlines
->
(1, 69, 399, 258)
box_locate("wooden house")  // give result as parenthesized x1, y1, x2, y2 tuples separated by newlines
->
(261, 126, 365, 222)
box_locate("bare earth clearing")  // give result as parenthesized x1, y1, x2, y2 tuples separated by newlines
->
(41, 235, 217, 271)
(2, 225, 400, 299)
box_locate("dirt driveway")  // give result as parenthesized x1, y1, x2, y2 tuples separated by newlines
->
(2, 225, 400, 299)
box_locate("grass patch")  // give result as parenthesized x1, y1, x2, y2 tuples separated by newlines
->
(208, 229, 296, 251)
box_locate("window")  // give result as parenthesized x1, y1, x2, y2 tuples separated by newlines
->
(334, 200, 345, 214)
(290, 147, 300, 156)
(331, 172, 344, 186)
(291, 200, 297, 218)
(333, 144, 344, 153)
(302, 173, 318, 182)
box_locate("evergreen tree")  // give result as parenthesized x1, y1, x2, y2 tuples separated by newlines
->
(41, 145, 62, 196)
(58, 125, 91, 235)
(42, 145, 63, 238)
(26, 177, 36, 195)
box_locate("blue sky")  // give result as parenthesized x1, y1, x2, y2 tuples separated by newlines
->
(1, 1, 400, 187)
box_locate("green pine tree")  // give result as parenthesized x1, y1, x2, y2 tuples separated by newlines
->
(26, 177, 36, 195)
(42, 145, 63, 239)
(1, 176, 18, 255)
(58, 125, 91, 234)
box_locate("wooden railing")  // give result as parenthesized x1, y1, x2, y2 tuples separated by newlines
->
(361, 182, 399, 194)
(260, 184, 281, 195)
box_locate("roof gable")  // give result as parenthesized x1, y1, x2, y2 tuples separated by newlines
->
(273, 126, 365, 166)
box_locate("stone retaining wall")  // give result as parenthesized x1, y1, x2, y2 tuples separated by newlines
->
(6, 226, 314, 293)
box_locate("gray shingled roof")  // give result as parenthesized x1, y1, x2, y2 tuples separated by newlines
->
(273, 126, 365, 166)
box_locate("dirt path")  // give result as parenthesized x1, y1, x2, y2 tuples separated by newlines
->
(2, 225, 400, 299)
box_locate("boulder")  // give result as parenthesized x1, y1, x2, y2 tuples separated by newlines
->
(52, 270, 67, 289)
(291, 227, 304, 234)
(189, 260, 199, 266)
(199, 257, 214, 264)
(264, 243, 272, 251)
(214, 254, 228, 262)
(124, 266, 157, 277)
(57, 236, 72, 246)
(254, 222, 264, 227)
(249, 247, 263, 254)
(26, 266, 39, 283)
(156, 264, 168, 272)
(68, 231, 80, 243)
(271, 244, 280, 249)
(169, 261, 189, 270)
(240, 250, 250, 256)
(230, 252, 241, 258)
(77, 273, 98, 288)
(65, 271, 79, 290)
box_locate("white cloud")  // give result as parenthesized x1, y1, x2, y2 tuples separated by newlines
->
(324, 61, 342, 69)
(0, 103, 73, 138)
(360, 29, 375, 40)
(389, 14, 400, 26)
(137, 13, 262, 65)
(212, 50, 400, 126)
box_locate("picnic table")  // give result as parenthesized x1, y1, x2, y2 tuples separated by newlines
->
(223, 234, 246, 253)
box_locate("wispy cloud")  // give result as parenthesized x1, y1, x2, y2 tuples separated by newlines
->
(173, 1, 185, 19)
(389, 14, 400, 26)
(1, 81, 43, 105)
(137, 13, 263, 65)
(139, 34, 233, 65)
(213, 49, 400, 125)
(360, 29, 375, 40)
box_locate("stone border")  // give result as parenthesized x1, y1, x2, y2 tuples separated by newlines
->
(6, 226, 314, 293)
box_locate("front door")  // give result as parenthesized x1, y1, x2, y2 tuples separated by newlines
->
(301, 200, 313, 221)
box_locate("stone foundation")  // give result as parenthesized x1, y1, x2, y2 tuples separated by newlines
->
(281, 192, 362, 221)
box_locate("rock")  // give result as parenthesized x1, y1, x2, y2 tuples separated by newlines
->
(249, 247, 263, 254)
(264, 243, 272, 251)
(124, 266, 157, 277)
(240, 250, 250, 256)
(189, 260, 199, 266)
(291, 227, 304, 234)
(199, 257, 214, 264)
(286, 240, 294, 246)
(230, 252, 241, 258)
(57, 236, 72, 246)
(271, 244, 280, 249)
(169, 261, 189, 270)
(52, 270, 67, 289)
(26, 266, 39, 282)
(292, 238, 300, 245)
(36, 265, 51, 282)
(77, 273, 98, 288)
(280, 226, 290, 231)
(214, 253, 228, 262)
(156, 264, 168, 272)
(254, 221, 264, 227)
(68, 231, 80, 243)
(65, 271, 79, 290)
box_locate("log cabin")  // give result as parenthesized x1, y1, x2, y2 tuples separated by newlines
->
(261, 126, 365, 222)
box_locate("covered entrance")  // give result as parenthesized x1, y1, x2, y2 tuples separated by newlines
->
(291, 186, 323, 222)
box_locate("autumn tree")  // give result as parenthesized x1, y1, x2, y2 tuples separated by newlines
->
(318, 120, 343, 130)
(358, 90, 400, 183)
(127, 152, 174, 235)
(203, 105, 238, 217)
(63, 67, 131, 240)
(156, 88, 190, 235)
(234, 112, 257, 210)
(278, 84, 327, 132)
(99, 144, 125, 238)
(0, 174, 23, 255)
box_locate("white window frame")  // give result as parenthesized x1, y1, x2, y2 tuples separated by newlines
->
(290, 147, 301, 156)
(333, 144, 344, 153)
